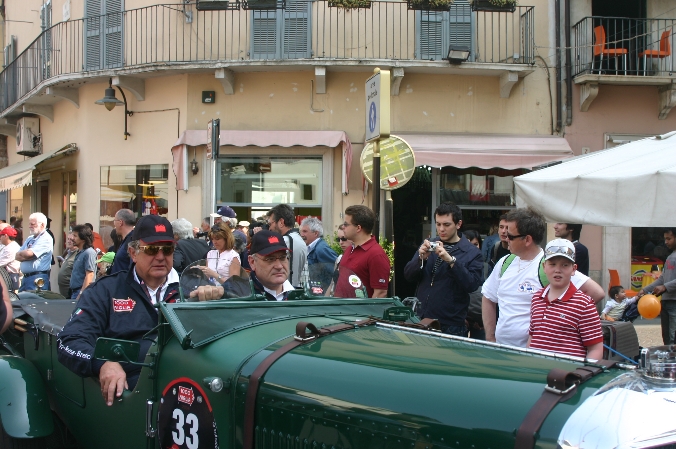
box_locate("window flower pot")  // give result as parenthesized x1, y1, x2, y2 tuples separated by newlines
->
(242, 0, 284, 10)
(407, 0, 453, 11)
(470, 0, 516, 12)
(328, 0, 372, 9)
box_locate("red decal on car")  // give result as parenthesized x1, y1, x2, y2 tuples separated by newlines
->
(178, 386, 195, 406)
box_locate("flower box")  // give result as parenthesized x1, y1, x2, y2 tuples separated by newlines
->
(328, 0, 372, 9)
(470, 0, 516, 12)
(242, 0, 284, 10)
(407, 0, 453, 11)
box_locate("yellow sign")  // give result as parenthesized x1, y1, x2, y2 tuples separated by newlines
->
(360, 135, 416, 191)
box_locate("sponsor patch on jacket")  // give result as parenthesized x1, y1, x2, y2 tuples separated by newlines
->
(74, 308, 83, 315)
(113, 298, 136, 312)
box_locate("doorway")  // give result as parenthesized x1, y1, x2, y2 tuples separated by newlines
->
(591, 0, 647, 74)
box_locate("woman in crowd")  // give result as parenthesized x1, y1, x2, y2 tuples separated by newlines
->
(201, 222, 241, 284)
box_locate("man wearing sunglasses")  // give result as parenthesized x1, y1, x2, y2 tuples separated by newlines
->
(481, 207, 605, 348)
(57, 215, 180, 407)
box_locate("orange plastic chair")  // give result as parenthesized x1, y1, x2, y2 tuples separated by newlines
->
(593, 25, 628, 74)
(639, 29, 671, 75)
(608, 268, 638, 297)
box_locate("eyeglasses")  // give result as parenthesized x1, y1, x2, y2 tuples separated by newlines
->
(545, 246, 575, 258)
(254, 253, 289, 264)
(343, 222, 358, 228)
(506, 233, 527, 241)
(138, 245, 175, 256)
(335, 237, 348, 242)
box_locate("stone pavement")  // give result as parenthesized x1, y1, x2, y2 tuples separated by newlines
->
(633, 318, 663, 347)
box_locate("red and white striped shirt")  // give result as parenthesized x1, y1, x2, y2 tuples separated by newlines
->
(529, 283, 604, 358)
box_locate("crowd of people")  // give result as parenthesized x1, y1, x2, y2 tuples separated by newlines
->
(0, 201, 673, 406)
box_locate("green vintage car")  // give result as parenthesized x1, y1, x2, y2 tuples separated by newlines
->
(0, 262, 671, 449)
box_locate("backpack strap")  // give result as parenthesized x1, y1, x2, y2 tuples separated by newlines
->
(499, 254, 517, 277)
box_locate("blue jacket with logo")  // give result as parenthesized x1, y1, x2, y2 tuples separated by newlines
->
(56, 267, 179, 383)
(403, 236, 483, 329)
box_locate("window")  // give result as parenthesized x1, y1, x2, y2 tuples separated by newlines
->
(417, 0, 474, 61)
(99, 165, 169, 245)
(439, 171, 516, 208)
(251, 0, 311, 59)
(84, 0, 124, 70)
(217, 156, 322, 218)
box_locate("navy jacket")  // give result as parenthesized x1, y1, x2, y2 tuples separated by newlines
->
(403, 236, 483, 328)
(57, 267, 179, 382)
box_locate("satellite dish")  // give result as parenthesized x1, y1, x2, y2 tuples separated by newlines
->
(360, 135, 416, 191)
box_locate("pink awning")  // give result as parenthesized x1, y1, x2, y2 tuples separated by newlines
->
(393, 133, 573, 170)
(171, 130, 352, 193)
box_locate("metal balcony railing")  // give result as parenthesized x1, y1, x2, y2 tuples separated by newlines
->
(0, 2, 534, 115)
(573, 16, 676, 77)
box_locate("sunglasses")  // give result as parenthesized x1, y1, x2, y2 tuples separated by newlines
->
(138, 245, 175, 256)
(506, 233, 527, 241)
(335, 237, 348, 242)
(545, 246, 575, 258)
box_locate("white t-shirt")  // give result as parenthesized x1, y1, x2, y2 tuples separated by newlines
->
(206, 249, 241, 281)
(481, 249, 590, 347)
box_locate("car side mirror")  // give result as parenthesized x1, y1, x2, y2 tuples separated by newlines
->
(94, 338, 141, 365)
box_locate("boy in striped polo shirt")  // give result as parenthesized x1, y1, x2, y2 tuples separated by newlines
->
(527, 239, 604, 359)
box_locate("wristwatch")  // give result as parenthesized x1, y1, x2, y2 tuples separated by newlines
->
(448, 256, 456, 266)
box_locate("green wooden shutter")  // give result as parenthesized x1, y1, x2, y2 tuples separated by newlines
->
(449, 0, 474, 61)
(84, 0, 102, 70)
(416, 10, 449, 60)
(252, 10, 280, 59)
(282, 0, 311, 58)
(41, 0, 52, 79)
(103, 0, 124, 68)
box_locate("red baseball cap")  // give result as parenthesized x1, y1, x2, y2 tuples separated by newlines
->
(0, 227, 17, 238)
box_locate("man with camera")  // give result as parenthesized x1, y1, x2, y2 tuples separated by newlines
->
(404, 202, 483, 336)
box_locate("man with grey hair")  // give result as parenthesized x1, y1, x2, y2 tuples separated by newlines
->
(110, 209, 136, 274)
(171, 218, 209, 273)
(16, 212, 53, 291)
(300, 216, 337, 292)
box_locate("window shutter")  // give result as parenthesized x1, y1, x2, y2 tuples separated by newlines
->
(282, 0, 311, 58)
(41, 1, 53, 79)
(449, 0, 474, 61)
(84, 0, 103, 70)
(103, 0, 124, 68)
(252, 10, 279, 59)
(416, 11, 448, 61)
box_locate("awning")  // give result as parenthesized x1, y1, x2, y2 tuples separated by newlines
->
(0, 143, 78, 192)
(393, 133, 574, 170)
(171, 130, 353, 194)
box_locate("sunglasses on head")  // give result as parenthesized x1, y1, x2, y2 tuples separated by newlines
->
(138, 245, 175, 256)
(545, 245, 575, 258)
(335, 237, 348, 242)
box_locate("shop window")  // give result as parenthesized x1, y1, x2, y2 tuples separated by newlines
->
(99, 164, 169, 248)
(439, 170, 518, 209)
(217, 156, 322, 221)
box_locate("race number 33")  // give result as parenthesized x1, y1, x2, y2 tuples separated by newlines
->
(158, 378, 219, 449)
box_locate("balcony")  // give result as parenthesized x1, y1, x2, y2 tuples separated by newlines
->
(572, 16, 676, 117)
(0, 1, 535, 118)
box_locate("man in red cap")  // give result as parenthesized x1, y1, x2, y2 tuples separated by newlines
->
(0, 226, 20, 290)
(57, 215, 180, 406)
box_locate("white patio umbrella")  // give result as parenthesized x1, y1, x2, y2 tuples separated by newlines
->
(514, 131, 676, 227)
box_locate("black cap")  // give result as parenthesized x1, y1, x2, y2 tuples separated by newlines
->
(250, 230, 291, 256)
(131, 215, 174, 244)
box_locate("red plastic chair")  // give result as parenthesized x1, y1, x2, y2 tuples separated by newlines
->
(593, 25, 628, 74)
(639, 29, 671, 75)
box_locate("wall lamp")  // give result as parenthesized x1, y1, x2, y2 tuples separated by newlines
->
(95, 78, 134, 140)
(190, 148, 199, 175)
(447, 46, 470, 64)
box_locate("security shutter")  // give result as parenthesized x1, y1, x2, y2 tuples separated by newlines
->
(104, 0, 124, 68)
(84, 0, 124, 70)
(41, 0, 52, 79)
(416, 0, 474, 61)
(251, 0, 311, 59)
(283, 0, 311, 58)
(416, 11, 448, 60)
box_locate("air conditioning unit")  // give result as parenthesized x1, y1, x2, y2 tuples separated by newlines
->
(16, 117, 41, 156)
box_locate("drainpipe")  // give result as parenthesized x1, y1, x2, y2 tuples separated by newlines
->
(555, 0, 562, 133)
(565, 0, 573, 126)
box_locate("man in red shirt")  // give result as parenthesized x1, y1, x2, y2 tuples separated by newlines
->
(527, 239, 603, 359)
(334, 205, 390, 298)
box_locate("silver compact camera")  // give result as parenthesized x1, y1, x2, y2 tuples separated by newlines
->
(427, 242, 441, 252)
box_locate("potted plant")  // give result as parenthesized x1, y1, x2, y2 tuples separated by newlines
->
(242, 0, 283, 10)
(469, 0, 516, 12)
(407, 0, 453, 11)
(328, 0, 372, 9)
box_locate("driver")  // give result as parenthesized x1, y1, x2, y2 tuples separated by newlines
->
(57, 216, 180, 406)
(191, 230, 294, 301)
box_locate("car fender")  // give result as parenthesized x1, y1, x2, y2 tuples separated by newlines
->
(0, 355, 54, 438)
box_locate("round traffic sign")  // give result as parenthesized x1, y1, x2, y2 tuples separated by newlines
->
(360, 135, 416, 191)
